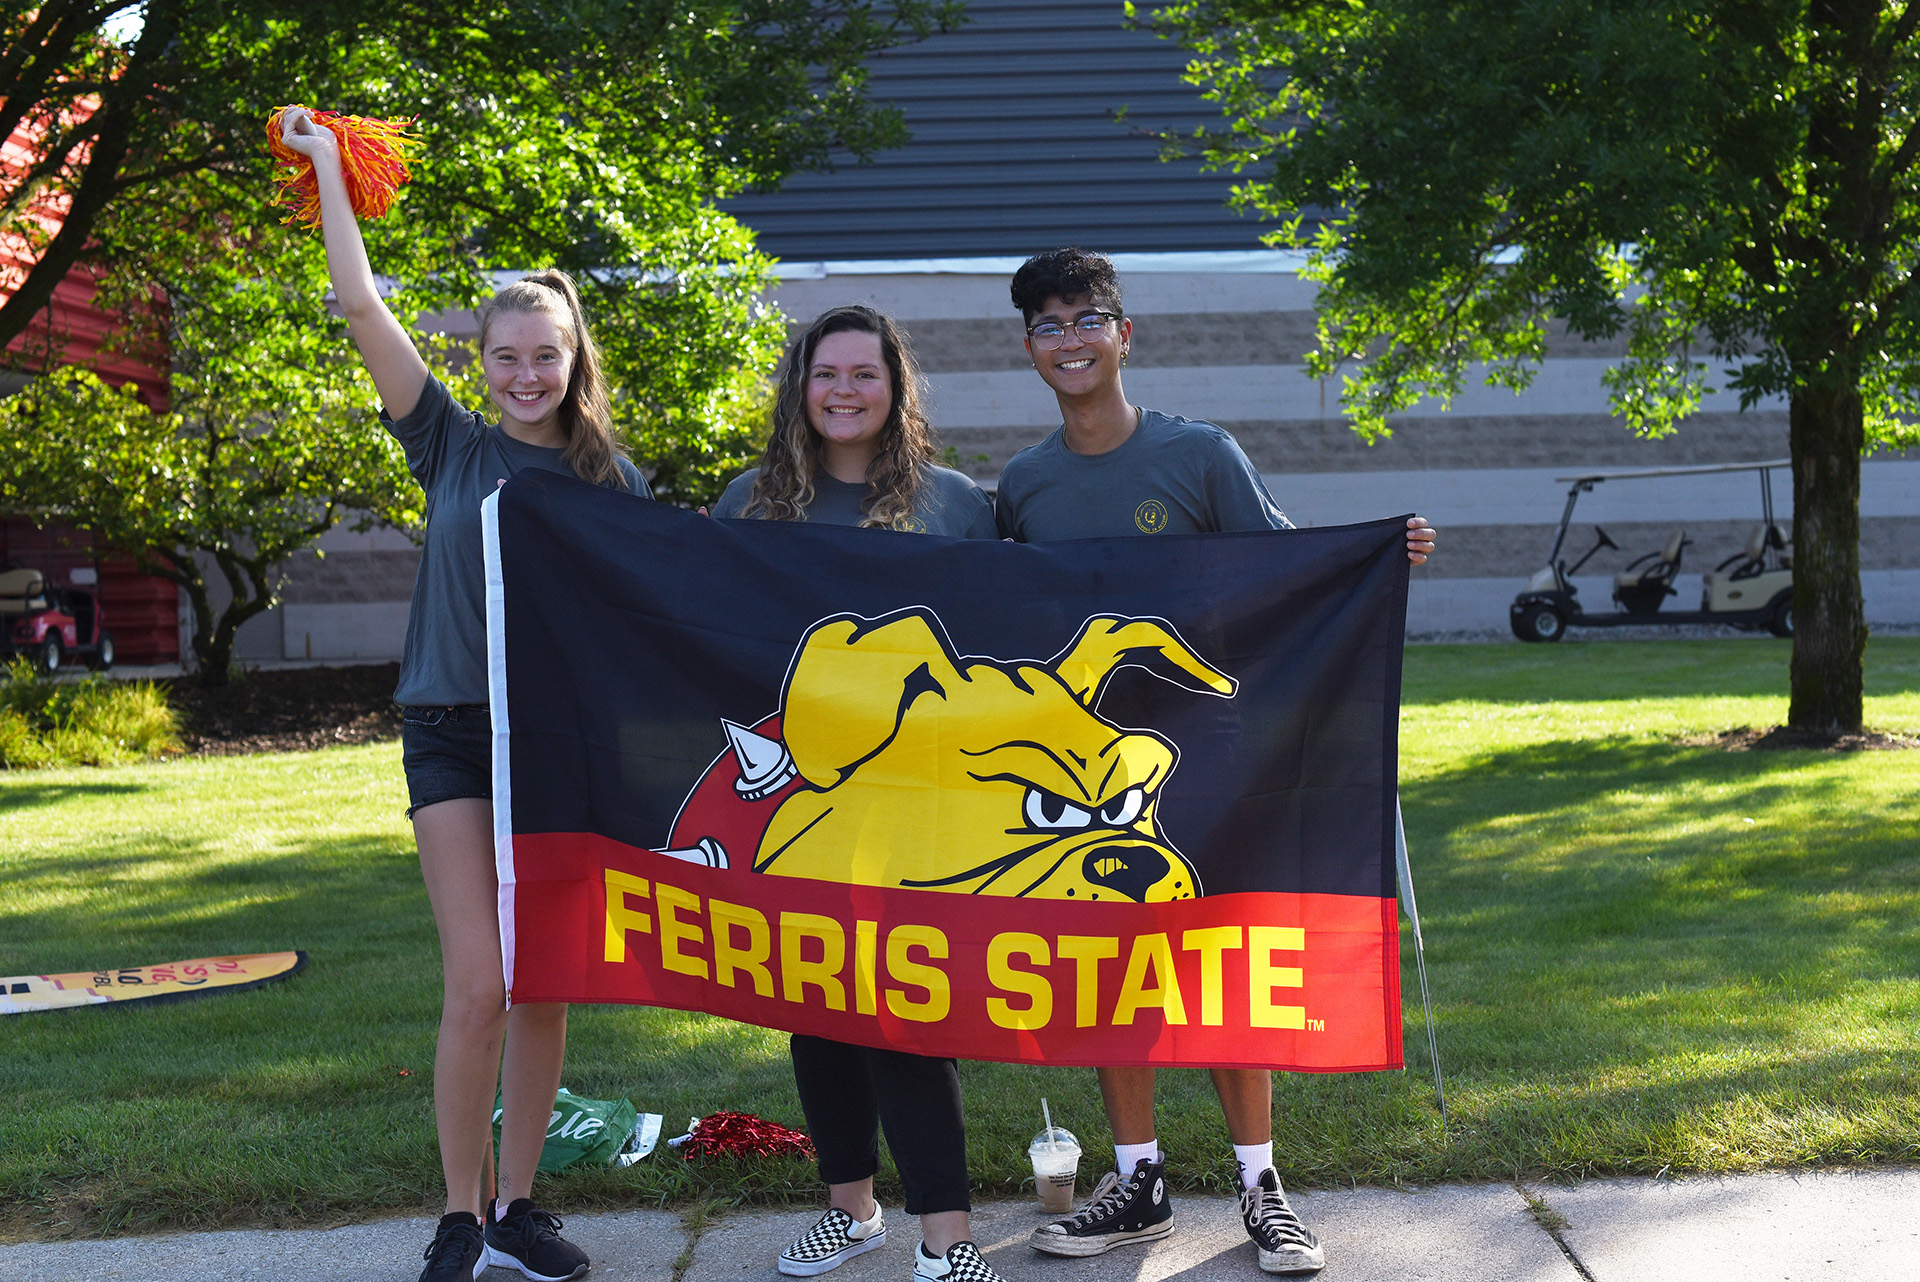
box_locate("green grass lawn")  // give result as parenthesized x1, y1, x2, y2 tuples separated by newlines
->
(2, 637, 1917, 1238)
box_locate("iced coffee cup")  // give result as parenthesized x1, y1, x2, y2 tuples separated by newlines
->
(1029, 1126, 1082, 1213)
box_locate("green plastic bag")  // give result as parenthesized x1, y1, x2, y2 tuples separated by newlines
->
(492, 1088, 660, 1172)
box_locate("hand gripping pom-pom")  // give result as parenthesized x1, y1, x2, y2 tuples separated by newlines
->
(680, 1111, 815, 1160)
(267, 105, 420, 228)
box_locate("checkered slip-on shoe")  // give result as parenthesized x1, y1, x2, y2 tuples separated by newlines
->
(912, 1240, 1006, 1282)
(1028, 1156, 1175, 1257)
(1240, 1168, 1325, 1274)
(778, 1205, 888, 1276)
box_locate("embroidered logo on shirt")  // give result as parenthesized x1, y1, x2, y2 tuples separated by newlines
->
(1134, 500, 1169, 533)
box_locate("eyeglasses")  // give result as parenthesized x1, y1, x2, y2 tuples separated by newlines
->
(1026, 312, 1121, 349)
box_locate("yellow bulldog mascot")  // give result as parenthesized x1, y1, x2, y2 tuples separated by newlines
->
(752, 609, 1236, 903)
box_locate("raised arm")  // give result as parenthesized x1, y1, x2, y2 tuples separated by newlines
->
(278, 108, 429, 420)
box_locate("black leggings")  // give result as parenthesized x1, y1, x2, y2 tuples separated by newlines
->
(790, 1034, 970, 1216)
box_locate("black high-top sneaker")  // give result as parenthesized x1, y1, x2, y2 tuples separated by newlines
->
(1027, 1156, 1175, 1257)
(1240, 1167, 1324, 1274)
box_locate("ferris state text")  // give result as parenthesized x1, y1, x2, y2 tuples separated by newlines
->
(601, 868, 1309, 1032)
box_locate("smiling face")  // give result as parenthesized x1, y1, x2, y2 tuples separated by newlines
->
(484, 308, 574, 442)
(1025, 293, 1131, 402)
(805, 327, 894, 458)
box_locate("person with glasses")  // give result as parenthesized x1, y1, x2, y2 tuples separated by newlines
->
(997, 247, 1436, 1277)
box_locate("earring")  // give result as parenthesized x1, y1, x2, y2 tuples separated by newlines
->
(1121, 350, 1129, 367)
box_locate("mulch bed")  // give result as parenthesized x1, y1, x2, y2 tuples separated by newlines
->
(1681, 725, 1919, 752)
(160, 663, 403, 756)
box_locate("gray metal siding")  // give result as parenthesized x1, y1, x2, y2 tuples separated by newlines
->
(723, 0, 1269, 258)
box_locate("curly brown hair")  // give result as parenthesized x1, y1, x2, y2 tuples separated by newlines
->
(741, 306, 936, 529)
(477, 270, 632, 489)
(1010, 247, 1124, 323)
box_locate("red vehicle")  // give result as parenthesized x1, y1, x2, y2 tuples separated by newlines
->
(0, 565, 115, 672)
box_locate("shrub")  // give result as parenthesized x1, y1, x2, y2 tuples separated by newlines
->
(0, 658, 181, 767)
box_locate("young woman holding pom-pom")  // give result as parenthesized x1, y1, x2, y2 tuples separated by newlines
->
(278, 107, 647, 1282)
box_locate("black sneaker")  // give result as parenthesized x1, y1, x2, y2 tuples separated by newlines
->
(1027, 1156, 1175, 1257)
(778, 1205, 887, 1276)
(485, 1197, 590, 1281)
(419, 1212, 487, 1282)
(1240, 1168, 1324, 1274)
(913, 1240, 1007, 1282)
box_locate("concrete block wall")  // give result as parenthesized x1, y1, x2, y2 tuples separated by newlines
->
(223, 523, 420, 663)
(771, 260, 1919, 635)
(223, 258, 1918, 662)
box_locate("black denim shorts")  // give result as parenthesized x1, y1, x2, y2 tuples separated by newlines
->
(400, 705, 492, 818)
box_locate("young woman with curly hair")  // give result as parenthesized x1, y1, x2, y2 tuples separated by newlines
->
(712, 305, 995, 539)
(711, 304, 1003, 1282)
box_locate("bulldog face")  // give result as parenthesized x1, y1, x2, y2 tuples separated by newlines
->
(752, 611, 1235, 902)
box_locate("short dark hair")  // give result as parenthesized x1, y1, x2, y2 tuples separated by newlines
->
(1010, 248, 1123, 322)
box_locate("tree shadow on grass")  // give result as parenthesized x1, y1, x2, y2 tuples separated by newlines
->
(1402, 635, 1920, 706)
(1256, 1040, 1920, 1186)
(0, 827, 819, 1235)
(1396, 735, 1920, 1085)
(0, 779, 152, 812)
(0, 827, 423, 979)
(1446, 1043, 1920, 1179)
(1403, 734, 1913, 871)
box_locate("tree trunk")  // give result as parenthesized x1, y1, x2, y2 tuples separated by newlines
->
(1787, 380, 1866, 734)
(177, 575, 230, 689)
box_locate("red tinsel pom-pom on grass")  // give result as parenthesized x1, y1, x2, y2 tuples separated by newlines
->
(267, 105, 420, 228)
(681, 1111, 815, 1161)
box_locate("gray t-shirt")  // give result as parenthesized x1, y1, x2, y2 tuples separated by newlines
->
(712, 464, 997, 538)
(383, 376, 651, 706)
(995, 409, 1291, 541)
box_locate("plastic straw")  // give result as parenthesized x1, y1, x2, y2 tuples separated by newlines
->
(1041, 1097, 1054, 1148)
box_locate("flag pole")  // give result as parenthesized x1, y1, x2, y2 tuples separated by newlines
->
(1395, 796, 1447, 1128)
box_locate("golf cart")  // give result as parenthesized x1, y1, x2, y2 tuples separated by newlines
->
(0, 565, 115, 672)
(1509, 460, 1794, 643)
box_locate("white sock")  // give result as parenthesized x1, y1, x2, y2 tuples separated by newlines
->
(1233, 1142, 1274, 1190)
(1114, 1139, 1160, 1178)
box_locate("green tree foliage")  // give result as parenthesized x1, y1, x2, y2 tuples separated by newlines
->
(0, 211, 422, 683)
(4, 0, 960, 497)
(3, 1, 960, 680)
(2, 1, 957, 348)
(1147, 0, 1920, 734)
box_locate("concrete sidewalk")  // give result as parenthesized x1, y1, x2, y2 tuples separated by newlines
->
(1, 1170, 1914, 1282)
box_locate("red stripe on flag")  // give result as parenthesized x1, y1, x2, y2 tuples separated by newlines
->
(509, 833, 1402, 1071)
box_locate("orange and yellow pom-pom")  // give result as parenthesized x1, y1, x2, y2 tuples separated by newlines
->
(267, 105, 420, 228)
